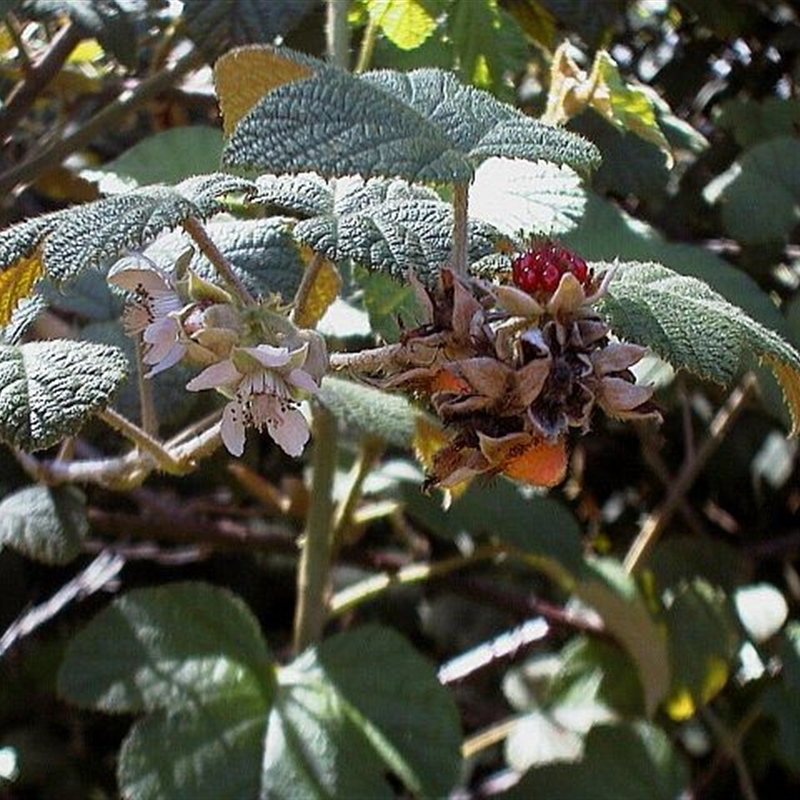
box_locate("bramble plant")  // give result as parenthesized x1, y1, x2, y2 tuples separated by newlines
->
(3, 2, 800, 799)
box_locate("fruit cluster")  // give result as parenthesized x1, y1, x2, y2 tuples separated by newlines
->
(511, 241, 590, 295)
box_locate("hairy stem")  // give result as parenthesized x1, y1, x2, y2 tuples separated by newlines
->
(0, 47, 203, 193)
(451, 182, 469, 275)
(182, 216, 256, 306)
(293, 405, 339, 653)
(326, 0, 350, 68)
(329, 342, 403, 373)
(624, 373, 756, 573)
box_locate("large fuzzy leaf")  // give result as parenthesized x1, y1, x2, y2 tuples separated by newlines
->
(0, 175, 255, 324)
(293, 176, 497, 281)
(220, 46, 600, 182)
(600, 261, 800, 434)
(0, 339, 128, 451)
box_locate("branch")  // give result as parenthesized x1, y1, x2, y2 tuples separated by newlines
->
(0, 20, 84, 142)
(0, 47, 204, 193)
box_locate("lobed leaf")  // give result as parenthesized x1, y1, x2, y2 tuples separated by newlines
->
(0, 485, 87, 565)
(252, 172, 333, 218)
(600, 261, 800, 435)
(0, 339, 128, 451)
(222, 46, 600, 182)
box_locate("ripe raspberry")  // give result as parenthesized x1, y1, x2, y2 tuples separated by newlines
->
(510, 241, 590, 296)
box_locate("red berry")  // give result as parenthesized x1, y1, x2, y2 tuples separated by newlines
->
(511, 241, 590, 295)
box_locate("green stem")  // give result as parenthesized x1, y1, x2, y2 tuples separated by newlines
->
(331, 436, 384, 551)
(182, 216, 256, 307)
(329, 544, 504, 617)
(326, 0, 351, 68)
(0, 47, 203, 193)
(354, 17, 379, 74)
(451, 182, 469, 275)
(293, 405, 339, 653)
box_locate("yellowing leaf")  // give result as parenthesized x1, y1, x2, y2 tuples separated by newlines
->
(293, 254, 341, 329)
(545, 44, 673, 166)
(764, 355, 800, 437)
(665, 656, 729, 721)
(67, 39, 104, 64)
(0, 250, 45, 328)
(367, 0, 437, 50)
(214, 45, 313, 136)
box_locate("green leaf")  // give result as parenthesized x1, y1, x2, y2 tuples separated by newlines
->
(763, 623, 800, 773)
(715, 136, 800, 244)
(0, 485, 87, 565)
(0, 295, 47, 345)
(294, 176, 497, 282)
(182, 0, 317, 61)
(118, 694, 268, 800)
(57, 582, 275, 713)
(223, 47, 600, 182)
(661, 579, 740, 721)
(503, 722, 689, 800)
(599, 261, 800, 435)
(367, 0, 438, 50)
(574, 558, 670, 717)
(470, 157, 586, 237)
(0, 339, 128, 451)
(354, 265, 423, 342)
(269, 625, 462, 799)
(84, 127, 224, 189)
(716, 97, 800, 149)
(318, 376, 425, 448)
(42, 174, 255, 282)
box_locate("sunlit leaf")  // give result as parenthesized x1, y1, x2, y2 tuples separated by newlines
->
(0, 339, 128, 451)
(293, 255, 341, 329)
(222, 45, 601, 182)
(367, 0, 438, 50)
(600, 261, 800, 435)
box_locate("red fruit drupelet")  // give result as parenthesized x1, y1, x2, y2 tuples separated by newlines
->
(511, 241, 590, 296)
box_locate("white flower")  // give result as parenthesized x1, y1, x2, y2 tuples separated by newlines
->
(186, 344, 321, 457)
(109, 258, 186, 376)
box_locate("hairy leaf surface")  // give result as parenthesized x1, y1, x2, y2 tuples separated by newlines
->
(222, 46, 600, 182)
(600, 262, 800, 434)
(0, 340, 128, 451)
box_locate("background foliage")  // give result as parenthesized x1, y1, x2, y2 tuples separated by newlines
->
(1, 1, 800, 798)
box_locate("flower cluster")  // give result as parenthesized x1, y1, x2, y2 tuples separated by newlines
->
(111, 254, 327, 457)
(382, 253, 659, 490)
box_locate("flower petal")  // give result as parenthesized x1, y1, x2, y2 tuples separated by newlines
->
(240, 344, 293, 370)
(287, 367, 320, 394)
(267, 403, 310, 457)
(109, 265, 172, 294)
(220, 401, 246, 456)
(186, 359, 241, 391)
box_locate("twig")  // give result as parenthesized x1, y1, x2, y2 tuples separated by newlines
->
(0, 551, 125, 658)
(0, 20, 84, 142)
(292, 405, 338, 653)
(354, 16, 378, 74)
(329, 342, 403, 373)
(451, 182, 469, 275)
(624, 373, 756, 574)
(182, 216, 256, 307)
(0, 47, 204, 193)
